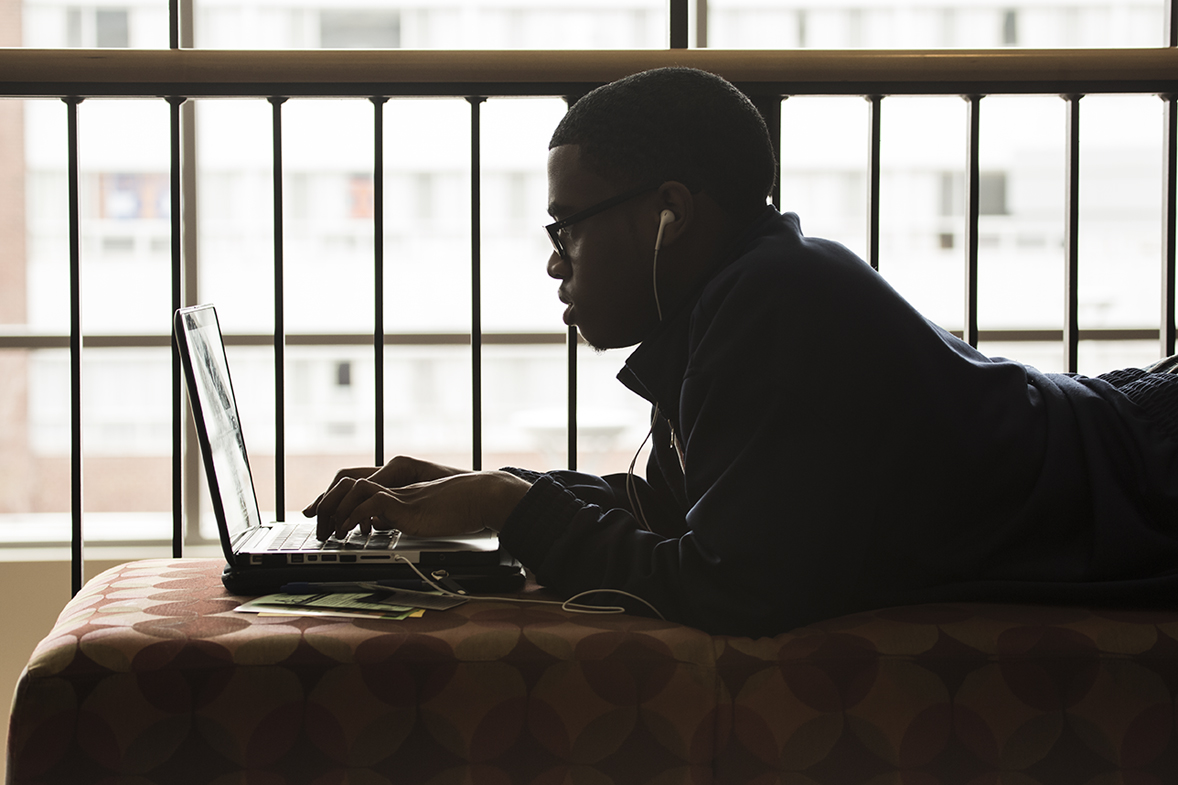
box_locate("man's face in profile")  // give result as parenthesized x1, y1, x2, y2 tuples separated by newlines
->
(545, 145, 661, 351)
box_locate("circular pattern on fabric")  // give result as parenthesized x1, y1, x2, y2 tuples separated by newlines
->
(13, 559, 1178, 784)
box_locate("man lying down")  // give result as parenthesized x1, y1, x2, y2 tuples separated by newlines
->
(303, 67, 1178, 639)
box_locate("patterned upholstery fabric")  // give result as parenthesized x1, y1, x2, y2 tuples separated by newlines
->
(8, 558, 1178, 784)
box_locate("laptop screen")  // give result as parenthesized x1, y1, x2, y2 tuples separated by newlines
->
(177, 305, 263, 548)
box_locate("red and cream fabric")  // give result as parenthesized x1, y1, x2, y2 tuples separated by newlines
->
(8, 558, 1178, 783)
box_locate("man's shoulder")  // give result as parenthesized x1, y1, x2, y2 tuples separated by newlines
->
(701, 211, 879, 309)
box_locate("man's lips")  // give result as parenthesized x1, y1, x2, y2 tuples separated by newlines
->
(557, 289, 574, 324)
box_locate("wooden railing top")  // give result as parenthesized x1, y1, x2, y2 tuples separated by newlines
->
(1, 47, 1177, 98)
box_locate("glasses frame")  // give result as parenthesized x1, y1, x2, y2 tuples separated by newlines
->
(545, 183, 660, 258)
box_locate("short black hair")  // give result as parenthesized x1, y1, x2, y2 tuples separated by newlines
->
(550, 67, 776, 221)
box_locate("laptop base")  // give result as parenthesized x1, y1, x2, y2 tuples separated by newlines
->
(221, 561, 526, 595)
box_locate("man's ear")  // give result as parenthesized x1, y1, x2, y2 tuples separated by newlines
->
(653, 181, 694, 249)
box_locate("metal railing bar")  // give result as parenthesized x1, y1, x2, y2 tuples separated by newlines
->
(957, 329, 1163, 342)
(1064, 94, 1082, 373)
(560, 94, 578, 471)
(468, 96, 485, 471)
(269, 96, 287, 519)
(372, 96, 388, 467)
(181, 100, 200, 547)
(867, 95, 882, 271)
(1165, 0, 1175, 359)
(2, 539, 216, 551)
(567, 325, 577, 470)
(750, 95, 782, 208)
(4, 49, 1178, 99)
(1165, 95, 1177, 357)
(0, 332, 581, 349)
(771, 96, 783, 209)
(167, 95, 185, 558)
(64, 96, 84, 596)
(6, 329, 1168, 350)
(2, 322, 1168, 348)
(964, 95, 982, 349)
(671, 0, 689, 49)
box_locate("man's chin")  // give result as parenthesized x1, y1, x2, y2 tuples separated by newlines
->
(575, 325, 639, 353)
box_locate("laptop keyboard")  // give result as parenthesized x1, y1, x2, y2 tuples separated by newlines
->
(267, 522, 399, 551)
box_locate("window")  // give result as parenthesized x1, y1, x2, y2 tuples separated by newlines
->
(99, 173, 169, 220)
(939, 171, 1009, 217)
(1, 1, 1173, 550)
(335, 360, 352, 387)
(319, 10, 400, 49)
(1002, 9, 1019, 45)
(66, 7, 130, 48)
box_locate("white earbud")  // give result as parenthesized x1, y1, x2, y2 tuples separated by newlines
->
(652, 210, 675, 322)
(655, 209, 675, 251)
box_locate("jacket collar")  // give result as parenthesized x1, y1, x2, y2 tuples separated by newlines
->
(616, 205, 782, 421)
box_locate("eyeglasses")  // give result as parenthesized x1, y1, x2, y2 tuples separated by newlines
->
(544, 184, 659, 258)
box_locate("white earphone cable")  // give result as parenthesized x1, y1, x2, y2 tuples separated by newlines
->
(389, 555, 666, 620)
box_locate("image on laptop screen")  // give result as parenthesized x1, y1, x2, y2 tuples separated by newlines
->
(180, 306, 263, 544)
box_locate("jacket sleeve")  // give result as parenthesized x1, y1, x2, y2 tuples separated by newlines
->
(497, 470, 775, 632)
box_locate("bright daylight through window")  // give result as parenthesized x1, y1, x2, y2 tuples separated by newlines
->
(0, 0, 1172, 550)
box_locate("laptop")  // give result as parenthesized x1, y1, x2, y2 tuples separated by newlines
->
(174, 303, 524, 594)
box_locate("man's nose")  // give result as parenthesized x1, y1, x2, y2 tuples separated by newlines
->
(547, 251, 567, 280)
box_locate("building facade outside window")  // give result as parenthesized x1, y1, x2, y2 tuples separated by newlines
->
(0, 0, 1172, 547)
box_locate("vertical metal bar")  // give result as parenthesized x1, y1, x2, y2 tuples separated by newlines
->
(468, 97, 485, 471)
(751, 95, 782, 209)
(181, 100, 201, 544)
(269, 96, 287, 518)
(559, 96, 578, 471)
(964, 95, 982, 349)
(1166, 0, 1178, 356)
(567, 326, 577, 470)
(169, 0, 179, 49)
(64, 96, 84, 596)
(371, 96, 388, 466)
(1165, 96, 1177, 358)
(1064, 94, 1082, 374)
(180, 0, 193, 48)
(670, 0, 689, 48)
(867, 95, 883, 271)
(168, 96, 185, 558)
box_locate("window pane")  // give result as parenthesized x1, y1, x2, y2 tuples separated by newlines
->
(196, 99, 274, 333)
(282, 98, 376, 335)
(780, 96, 869, 260)
(976, 95, 1066, 370)
(576, 343, 656, 476)
(95, 8, 130, 47)
(319, 9, 399, 48)
(381, 99, 472, 333)
(21, 1, 168, 48)
(481, 97, 568, 332)
(194, 0, 666, 49)
(707, 1, 1166, 48)
(876, 96, 968, 333)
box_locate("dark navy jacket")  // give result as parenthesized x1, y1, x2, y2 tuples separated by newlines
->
(500, 208, 1178, 638)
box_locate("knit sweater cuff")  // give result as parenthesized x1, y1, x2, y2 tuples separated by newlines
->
(496, 473, 584, 575)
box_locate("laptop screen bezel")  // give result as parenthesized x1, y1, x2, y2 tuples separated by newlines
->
(174, 304, 265, 563)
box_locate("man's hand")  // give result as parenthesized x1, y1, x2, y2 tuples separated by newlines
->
(303, 455, 464, 535)
(303, 456, 531, 540)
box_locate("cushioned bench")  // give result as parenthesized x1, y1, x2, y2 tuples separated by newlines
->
(8, 558, 1178, 783)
